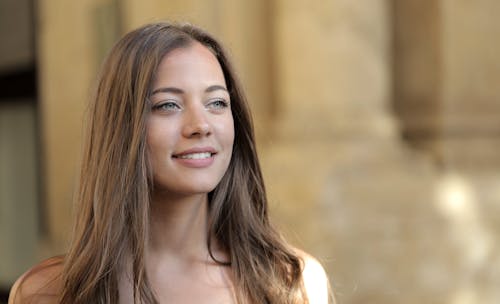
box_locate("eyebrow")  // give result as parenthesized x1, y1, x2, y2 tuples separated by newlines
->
(150, 85, 228, 96)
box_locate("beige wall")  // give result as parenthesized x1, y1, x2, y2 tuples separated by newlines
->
(2, 0, 498, 303)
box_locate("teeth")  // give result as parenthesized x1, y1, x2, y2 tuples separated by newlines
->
(178, 152, 212, 159)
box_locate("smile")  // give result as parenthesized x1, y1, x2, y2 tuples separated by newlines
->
(176, 152, 213, 159)
(172, 150, 217, 168)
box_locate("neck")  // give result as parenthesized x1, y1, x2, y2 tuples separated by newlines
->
(148, 191, 211, 259)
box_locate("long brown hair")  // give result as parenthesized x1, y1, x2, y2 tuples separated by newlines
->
(60, 22, 306, 303)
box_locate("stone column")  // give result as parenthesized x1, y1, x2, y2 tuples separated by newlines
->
(272, 0, 398, 141)
(37, 0, 123, 253)
(437, 1, 500, 302)
(263, 1, 442, 304)
(265, 0, 500, 303)
(393, 0, 442, 152)
(438, 0, 500, 170)
(394, 2, 500, 302)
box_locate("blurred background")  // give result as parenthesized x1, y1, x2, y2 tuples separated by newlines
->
(1, 0, 500, 303)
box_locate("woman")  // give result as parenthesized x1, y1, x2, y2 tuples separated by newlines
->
(9, 22, 330, 304)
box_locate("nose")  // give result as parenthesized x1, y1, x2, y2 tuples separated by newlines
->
(181, 105, 212, 138)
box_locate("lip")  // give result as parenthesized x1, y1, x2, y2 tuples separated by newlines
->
(172, 146, 217, 168)
(173, 146, 217, 157)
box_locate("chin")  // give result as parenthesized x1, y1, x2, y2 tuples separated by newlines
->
(156, 181, 220, 197)
(185, 184, 219, 195)
(152, 170, 226, 196)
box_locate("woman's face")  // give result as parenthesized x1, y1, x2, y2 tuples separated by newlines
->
(147, 42, 234, 197)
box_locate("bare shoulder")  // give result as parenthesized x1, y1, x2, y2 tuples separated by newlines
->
(295, 249, 331, 304)
(8, 256, 64, 304)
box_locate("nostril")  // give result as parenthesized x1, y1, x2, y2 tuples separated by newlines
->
(183, 123, 212, 137)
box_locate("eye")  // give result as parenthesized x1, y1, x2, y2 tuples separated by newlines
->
(152, 101, 181, 112)
(207, 99, 229, 110)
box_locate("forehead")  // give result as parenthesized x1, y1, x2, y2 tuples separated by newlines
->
(154, 42, 226, 86)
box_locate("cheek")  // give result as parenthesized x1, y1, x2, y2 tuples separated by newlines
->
(222, 116, 235, 147)
(145, 130, 160, 159)
(146, 126, 176, 167)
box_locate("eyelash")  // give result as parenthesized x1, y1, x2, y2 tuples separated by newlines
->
(207, 99, 229, 109)
(152, 101, 180, 112)
(152, 99, 229, 112)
